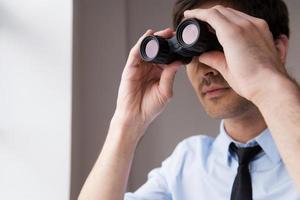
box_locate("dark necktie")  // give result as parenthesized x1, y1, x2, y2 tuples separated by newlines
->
(230, 143, 262, 200)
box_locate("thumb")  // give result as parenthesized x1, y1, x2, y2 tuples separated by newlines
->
(198, 51, 227, 75)
(158, 61, 181, 99)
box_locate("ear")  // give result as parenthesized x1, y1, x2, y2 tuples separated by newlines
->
(275, 34, 289, 65)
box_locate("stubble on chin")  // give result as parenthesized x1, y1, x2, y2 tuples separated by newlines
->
(199, 89, 255, 119)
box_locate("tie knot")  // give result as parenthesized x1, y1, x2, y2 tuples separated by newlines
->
(230, 143, 262, 166)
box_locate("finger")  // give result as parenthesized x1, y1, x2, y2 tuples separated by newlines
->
(226, 7, 273, 38)
(198, 51, 227, 76)
(212, 6, 269, 44)
(226, 7, 266, 24)
(213, 6, 255, 27)
(154, 28, 174, 38)
(135, 29, 155, 49)
(127, 28, 176, 67)
(213, 6, 275, 54)
(127, 29, 155, 66)
(158, 61, 182, 99)
(205, 6, 264, 27)
(225, 7, 275, 52)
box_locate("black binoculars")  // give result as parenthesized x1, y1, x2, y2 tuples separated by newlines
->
(140, 18, 223, 64)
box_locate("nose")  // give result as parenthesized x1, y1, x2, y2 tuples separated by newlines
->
(201, 64, 219, 78)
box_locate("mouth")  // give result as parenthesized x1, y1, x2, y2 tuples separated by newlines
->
(202, 86, 230, 98)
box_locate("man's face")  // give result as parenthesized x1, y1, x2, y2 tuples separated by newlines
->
(186, 56, 254, 119)
(183, 3, 259, 119)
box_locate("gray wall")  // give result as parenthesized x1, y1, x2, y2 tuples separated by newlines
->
(71, 0, 300, 198)
(71, 0, 127, 198)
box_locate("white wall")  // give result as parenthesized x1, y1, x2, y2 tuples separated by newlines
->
(0, 1, 72, 200)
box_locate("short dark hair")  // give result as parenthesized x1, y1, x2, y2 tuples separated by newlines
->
(172, 0, 290, 39)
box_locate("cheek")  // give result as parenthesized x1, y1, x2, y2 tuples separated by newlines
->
(186, 67, 195, 83)
(187, 70, 201, 94)
(187, 70, 195, 80)
(186, 62, 200, 86)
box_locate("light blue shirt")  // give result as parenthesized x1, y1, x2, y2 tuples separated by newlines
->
(125, 120, 300, 200)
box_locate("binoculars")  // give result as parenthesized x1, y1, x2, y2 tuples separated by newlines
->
(140, 18, 223, 64)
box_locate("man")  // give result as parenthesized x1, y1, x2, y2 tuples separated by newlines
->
(79, 0, 300, 199)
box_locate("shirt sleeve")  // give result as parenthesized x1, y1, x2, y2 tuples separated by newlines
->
(124, 140, 187, 200)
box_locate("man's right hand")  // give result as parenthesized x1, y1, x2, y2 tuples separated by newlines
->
(79, 28, 182, 200)
(112, 28, 182, 141)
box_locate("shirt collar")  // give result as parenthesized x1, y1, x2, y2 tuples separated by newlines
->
(212, 120, 281, 166)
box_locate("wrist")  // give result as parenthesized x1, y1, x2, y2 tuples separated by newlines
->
(111, 110, 151, 131)
(252, 73, 300, 110)
(109, 114, 148, 145)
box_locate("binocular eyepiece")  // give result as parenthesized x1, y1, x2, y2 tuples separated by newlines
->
(140, 18, 223, 64)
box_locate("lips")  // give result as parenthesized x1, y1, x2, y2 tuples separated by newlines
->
(202, 86, 230, 95)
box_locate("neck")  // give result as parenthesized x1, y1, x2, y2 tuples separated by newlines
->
(224, 106, 267, 143)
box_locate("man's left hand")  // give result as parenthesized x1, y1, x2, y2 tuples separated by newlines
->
(184, 5, 289, 104)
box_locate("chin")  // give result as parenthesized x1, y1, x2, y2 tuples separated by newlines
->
(205, 109, 242, 120)
(198, 91, 255, 120)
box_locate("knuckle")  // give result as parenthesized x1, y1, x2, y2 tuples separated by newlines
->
(128, 47, 140, 61)
(241, 20, 253, 29)
(128, 48, 136, 58)
(159, 93, 172, 104)
(129, 46, 135, 54)
(212, 5, 225, 10)
(165, 91, 173, 99)
(208, 8, 220, 16)
(227, 26, 244, 38)
(257, 19, 269, 29)
(163, 90, 173, 101)
(129, 46, 138, 56)
(235, 26, 245, 34)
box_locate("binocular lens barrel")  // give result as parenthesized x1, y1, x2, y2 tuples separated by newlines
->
(139, 18, 222, 64)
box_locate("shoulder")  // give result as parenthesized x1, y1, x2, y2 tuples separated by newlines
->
(161, 135, 215, 170)
(153, 135, 215, 181)
(178, 134, 215, 160)
(177, 134, 215, 155)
